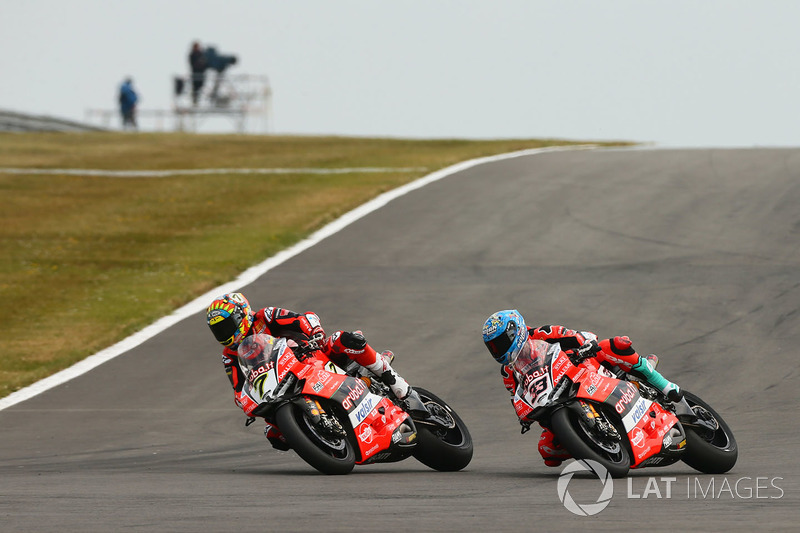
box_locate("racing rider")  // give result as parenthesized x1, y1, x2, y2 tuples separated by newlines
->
(482, 309, 684, 467)
(206, 292, 421, 450)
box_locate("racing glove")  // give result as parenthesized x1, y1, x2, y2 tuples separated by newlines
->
(578, 339, 600, 358)
(569, 339, 600, 364)
(307, 331, 325, 350)
(303, 312, 326, 350)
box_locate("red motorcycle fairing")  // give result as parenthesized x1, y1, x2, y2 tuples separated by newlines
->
(298, 364, 413, 464)
(267, 346, 414, 464)
(564, 358, 684, 468)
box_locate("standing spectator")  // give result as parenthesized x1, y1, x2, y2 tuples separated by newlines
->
(118, 77, 138, 130)
(189, 41, 207, 105)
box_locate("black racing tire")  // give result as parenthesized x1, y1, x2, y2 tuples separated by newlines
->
(680, 391, 738, 474)
(411, 387, 473, 472)
(275, 402, 355, 475)
(550, 406, 630, 478)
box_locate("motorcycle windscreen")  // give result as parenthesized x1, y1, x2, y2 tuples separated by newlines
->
(512, 339, 560, 412)
(512, 339, 551, 375)
(237, 333, 284, 400)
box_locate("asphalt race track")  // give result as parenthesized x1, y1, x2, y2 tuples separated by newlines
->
(2, 147, 799, 532)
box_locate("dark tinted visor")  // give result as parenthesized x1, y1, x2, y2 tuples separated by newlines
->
(211, 315, 238, 345)
(486, 322, 518, 361)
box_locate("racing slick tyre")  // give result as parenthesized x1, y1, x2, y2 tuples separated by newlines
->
(275, 402, 356, 475)
(680, 390, 738, 474)
(551, 405, 630, 478)
(411, 387, 473, 472)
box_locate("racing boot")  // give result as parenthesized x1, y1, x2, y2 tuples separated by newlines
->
(630, 354, 683, 402)
(365, 349, 410, 399)
(264, 422, 290, 451)
(629, 354, 658, 387)
(365, 350, 429, 417)
(600, 337, 683, 402)
(331, 330, 428, 416)
(539, 428, 571, 467)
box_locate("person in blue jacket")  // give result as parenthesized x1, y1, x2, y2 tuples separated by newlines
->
(118, 77, 138, 130)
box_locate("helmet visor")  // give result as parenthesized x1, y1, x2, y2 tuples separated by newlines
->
(210, 315, 239, 346)
(485, 322, 518, 361)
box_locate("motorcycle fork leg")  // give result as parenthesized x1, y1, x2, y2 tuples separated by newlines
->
(581, 401, 600, 419)
(572, 401, 618, 440)
(294, 396, 323, 425)
(572, 400, 600, 427)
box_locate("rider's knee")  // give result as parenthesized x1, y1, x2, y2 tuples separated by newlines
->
(338, 330, 367, 351)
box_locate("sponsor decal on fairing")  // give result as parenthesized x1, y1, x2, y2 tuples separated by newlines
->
(358, 424, 374, 444)
(631, 426, 646, 448)
(614, 383, 637, 413)
(346, 392, 383, 428)
(340, 380, 367, 410)
(621, 397, 651, 431)
(355, 397, 374, 424)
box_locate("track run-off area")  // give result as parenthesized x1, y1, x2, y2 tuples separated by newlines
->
(1, 146, 798, 532)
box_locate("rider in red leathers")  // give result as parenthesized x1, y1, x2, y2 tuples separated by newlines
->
(207, 292, 419, 450)
(483, 309, 684, 467)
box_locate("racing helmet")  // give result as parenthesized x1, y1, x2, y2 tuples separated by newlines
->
(482, 310, 528, 365)
(206, 292, 254, 347)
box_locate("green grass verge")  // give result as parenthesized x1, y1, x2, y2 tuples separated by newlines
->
(0, 132, 630, 399)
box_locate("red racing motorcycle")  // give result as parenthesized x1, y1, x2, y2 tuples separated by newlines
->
(235, 333, 473, 475)
(514, 339, 737, 477)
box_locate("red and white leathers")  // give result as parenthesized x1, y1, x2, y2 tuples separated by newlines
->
(500, 324, 668, 467)
(221, 306, 408, 446)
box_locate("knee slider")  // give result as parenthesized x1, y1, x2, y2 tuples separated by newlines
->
(609, 335, 635, 355)
(339, 330, 367, 351)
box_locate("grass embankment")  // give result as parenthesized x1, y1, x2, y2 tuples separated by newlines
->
(0, 132, 629, 399)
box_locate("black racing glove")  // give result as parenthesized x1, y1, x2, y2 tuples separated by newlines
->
(578, 339, 600, 358)
(569, 339, 600, 364)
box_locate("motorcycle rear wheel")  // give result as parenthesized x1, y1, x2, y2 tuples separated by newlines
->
(680, 390, 738, 474)
(275, 402, 356, 475)
(551, 406, 630, 478)
(411, 387, 473, 472)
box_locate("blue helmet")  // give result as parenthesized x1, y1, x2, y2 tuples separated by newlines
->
(482, 310, 528, 365)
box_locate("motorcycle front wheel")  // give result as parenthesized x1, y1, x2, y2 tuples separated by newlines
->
(550, 405, 630, 478)
(275, 401, 356, 475)
(411, 387, 473, 472)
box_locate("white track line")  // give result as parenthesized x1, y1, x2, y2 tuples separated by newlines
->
(0, 167, 427, 177)
(0, 144, 596, 411)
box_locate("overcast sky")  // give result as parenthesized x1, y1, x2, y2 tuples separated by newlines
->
(2, 1, 800, 146)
